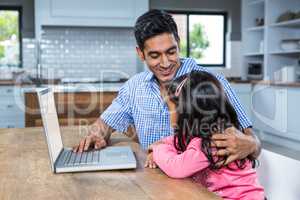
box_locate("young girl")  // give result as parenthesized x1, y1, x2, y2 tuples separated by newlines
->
(149, 71, 264, 200)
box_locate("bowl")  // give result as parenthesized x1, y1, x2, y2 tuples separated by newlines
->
(280, 39, 300, 51)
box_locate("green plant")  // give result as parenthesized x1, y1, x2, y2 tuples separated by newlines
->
(189, 23, 209, 59)
(0, 11, 18, 41)
(0, 45, 4, 59)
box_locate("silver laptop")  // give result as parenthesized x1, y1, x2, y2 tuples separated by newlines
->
(37, 88, 137, 173)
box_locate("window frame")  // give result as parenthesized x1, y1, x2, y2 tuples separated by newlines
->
(166, 10, 227, 67)
(0, 6, 23, 68)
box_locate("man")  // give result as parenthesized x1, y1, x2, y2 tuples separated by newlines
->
(73, 10, 261, 167)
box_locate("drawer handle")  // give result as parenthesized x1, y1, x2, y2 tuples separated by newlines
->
(6, 89, 13, 93)
(7, 105, 13, 108)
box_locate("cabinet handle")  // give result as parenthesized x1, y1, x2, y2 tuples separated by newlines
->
(7, 104, 13, 108)
(6, 89, 13, 93)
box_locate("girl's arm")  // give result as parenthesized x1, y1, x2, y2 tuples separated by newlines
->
(152, 137, 210, 179)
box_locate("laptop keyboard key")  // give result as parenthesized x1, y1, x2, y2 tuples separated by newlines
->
(63, 151, 72, 165)
(80, 152, 88, 164)
(68, 152, 77, 165)
(86, 151, 93, 164)
(92, 151, 100, 164)
(74, 153, 83, 165)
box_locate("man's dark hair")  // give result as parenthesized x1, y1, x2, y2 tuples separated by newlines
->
(134, 9, 180, 51)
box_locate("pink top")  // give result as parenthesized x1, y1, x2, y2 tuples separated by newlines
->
(152, 136, 264, 200)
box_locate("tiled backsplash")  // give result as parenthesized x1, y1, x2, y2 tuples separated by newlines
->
(23, 27, 140, 80)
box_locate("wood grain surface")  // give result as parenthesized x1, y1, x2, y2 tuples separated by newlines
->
(0, 126, 222, 200)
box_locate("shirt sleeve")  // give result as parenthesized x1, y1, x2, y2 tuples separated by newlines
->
(216, 75, 252, 130)
(100, 82, 133, 133)
(152, 137, 210, 179)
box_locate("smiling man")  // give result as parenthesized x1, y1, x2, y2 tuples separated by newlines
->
(73, 10, 261, 166)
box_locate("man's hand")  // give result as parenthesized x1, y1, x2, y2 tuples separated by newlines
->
(144, 152, 157, 168)
(72, 132, 107, 153)
(211, 127, 257, 165)
(73, 119, 112, 153)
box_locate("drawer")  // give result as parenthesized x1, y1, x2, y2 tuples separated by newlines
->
(0, 86, 22, 101)
(0, 116, 25, 128)
(0, 102, 23, 112)
(0, 86, 20, 94)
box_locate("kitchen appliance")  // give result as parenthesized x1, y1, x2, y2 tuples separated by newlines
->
(247, 62, 263, 80)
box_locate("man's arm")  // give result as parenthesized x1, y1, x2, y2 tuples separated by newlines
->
(211, 127, 261, 165)
(73, 81, 133, 153)
(73, 118, 113, 153)
(244, 127, 261, 159)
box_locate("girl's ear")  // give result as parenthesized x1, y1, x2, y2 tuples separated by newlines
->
(136, 46, 145, 61)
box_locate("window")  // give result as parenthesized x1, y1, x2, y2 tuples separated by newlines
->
(169, 11, 227, 67)
(0, 7, 22, 67)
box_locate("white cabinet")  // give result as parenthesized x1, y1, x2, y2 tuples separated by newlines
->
(35, 0, 149, 38)
(0, 86, 25, 128)
(231, 83, 252, 121)
(252, 84, 300, 150)
(252, 84, 288, 134)
(287, 88, 300, 138)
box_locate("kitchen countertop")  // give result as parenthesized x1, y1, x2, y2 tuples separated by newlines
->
(22, 83, 124, 93)
(2, 78, 300, 90)
(229, 80, 300, 87)
(0, 126, 221, 200)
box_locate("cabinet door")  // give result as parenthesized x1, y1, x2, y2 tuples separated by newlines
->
(231, 83, 252, 121)
(0, 86, 25, 128)
(252, 85, 287, 134)
(287, 88, 300, 137)
(35, 0, 149, 38)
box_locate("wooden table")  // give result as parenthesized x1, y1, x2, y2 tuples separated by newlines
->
(0, 127, 221, 200)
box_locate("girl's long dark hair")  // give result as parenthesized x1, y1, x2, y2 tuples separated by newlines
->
(168, 70, 255, 170)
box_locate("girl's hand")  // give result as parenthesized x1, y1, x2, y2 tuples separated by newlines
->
(144, 152, 157, 168)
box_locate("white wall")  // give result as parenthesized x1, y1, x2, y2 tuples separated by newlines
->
(207, 41, 242, 77)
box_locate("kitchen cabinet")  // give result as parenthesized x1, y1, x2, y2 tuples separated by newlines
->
(252, 84, 288, 134)
(251, 84, 300, 151)
(231, 83, 252, 121)
(24, 90, 137, 138)
(0, 86, 25, 128)
(287, 88, 300, 139)
(25, 91, 117, 127)
(35, 0, 149, 38)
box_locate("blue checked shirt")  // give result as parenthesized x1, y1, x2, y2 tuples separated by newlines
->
(101, 58, 252, 149)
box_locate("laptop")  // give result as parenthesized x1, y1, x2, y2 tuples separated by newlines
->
(37, 88, 137, 173)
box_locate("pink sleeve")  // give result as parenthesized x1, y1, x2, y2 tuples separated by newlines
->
(152, 138, 210, 179)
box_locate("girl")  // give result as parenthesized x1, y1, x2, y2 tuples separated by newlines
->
(149, 71, 264, 200)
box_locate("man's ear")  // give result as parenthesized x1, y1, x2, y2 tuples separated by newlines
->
(136, 46, 145, 61)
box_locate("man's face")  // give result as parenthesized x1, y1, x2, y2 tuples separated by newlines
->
(137, 33, 181, 85)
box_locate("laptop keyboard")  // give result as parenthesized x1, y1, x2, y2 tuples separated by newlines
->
(61, 150, 101, 166)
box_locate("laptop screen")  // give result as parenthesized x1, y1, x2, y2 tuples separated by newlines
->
(38, 88, 63, 166)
